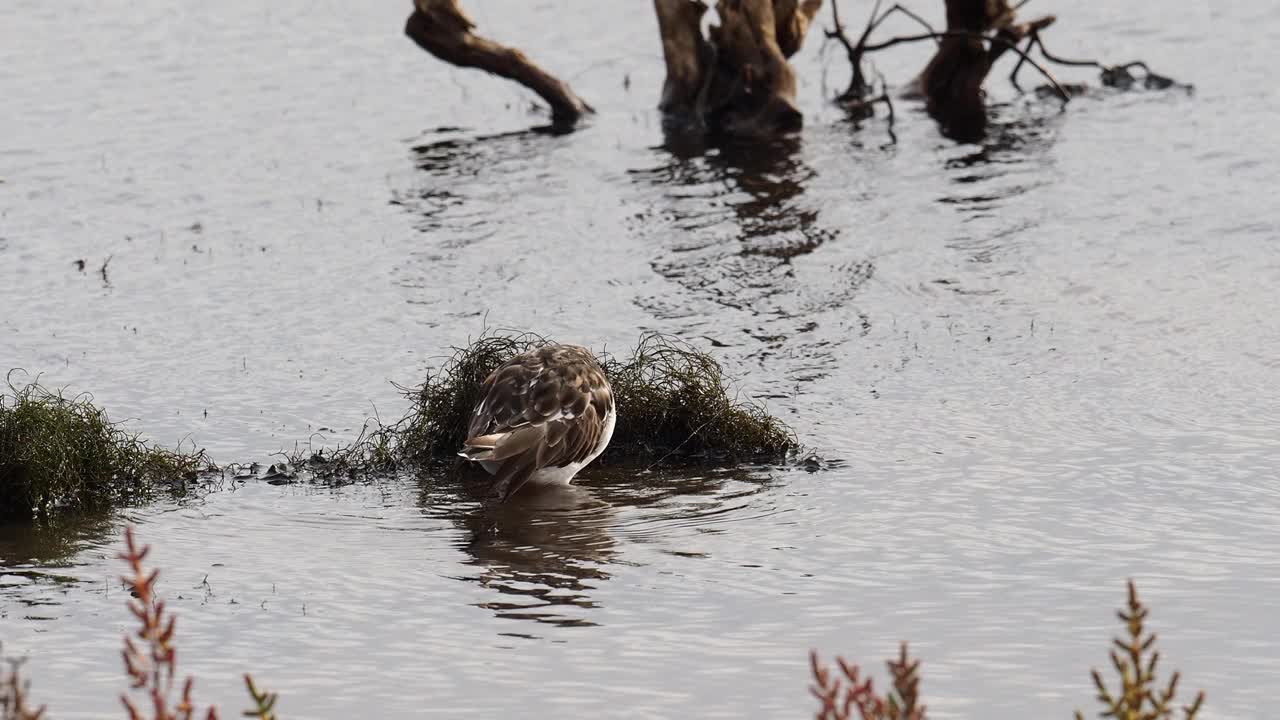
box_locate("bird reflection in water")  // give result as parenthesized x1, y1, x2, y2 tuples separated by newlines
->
(440, 482, 617, 628)
(422, 464, 778, 630)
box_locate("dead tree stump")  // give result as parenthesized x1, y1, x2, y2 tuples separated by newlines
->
(654, 0, 823, 137)
(918, 0, 1055, 141)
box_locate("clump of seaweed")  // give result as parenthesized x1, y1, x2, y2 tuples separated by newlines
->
(0, 376, 216, 521)
(810, 642, 925, 720)
(1075, 580, 1205, 720)
(304, 331, 800, 478)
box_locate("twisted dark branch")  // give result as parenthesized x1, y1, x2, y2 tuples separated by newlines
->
(1011, 31, 1191, 93)
(861, 30, 1070, 103)
(826, 1, 939, 100)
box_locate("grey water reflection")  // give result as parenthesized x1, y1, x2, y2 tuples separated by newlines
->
(0, 513, 114, 620)
(393, 127, 554, 237)
(925, 108, 1063, 289)
(0, 513, 115, 568)
(419, 464, 780, 630)
(634, 135, 836, 260)
(939, 107, 1061, 209)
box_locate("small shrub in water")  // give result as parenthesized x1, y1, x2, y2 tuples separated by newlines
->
(310, 331, 800, 476)
(0, 378, 215, 521)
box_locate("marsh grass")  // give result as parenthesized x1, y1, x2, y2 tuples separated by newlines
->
(300, 331, 800, 479)
(602, 333, 799, 460)
(0, 378, 215, 521)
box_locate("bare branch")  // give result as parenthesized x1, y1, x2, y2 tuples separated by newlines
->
(862, 30, 1070, 103)
(405, 0, 592, 129)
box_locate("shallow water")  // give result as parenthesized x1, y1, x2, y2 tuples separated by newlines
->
(2, 0, 1279, 717)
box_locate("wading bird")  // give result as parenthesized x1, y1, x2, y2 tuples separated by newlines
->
(460, 344, 615, 501)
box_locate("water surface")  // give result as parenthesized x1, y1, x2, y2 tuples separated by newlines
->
(2, 0, 1278, 717)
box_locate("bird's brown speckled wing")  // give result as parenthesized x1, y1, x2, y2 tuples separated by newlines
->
(461, 344, 613, 500)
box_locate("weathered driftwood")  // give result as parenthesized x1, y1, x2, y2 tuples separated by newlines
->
(405, 0, 591, 129)
(915, 0, 1055, 141)
(654, 0, 823, 137)
(913, 0, 994, 141)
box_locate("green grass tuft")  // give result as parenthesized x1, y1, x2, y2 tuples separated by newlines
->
(0, 377, 215, 521)
(602, 332, 798, 459)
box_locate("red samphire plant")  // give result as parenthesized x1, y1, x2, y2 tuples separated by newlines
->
(119, 526, 218, 720)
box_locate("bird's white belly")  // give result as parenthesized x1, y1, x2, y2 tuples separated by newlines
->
(529, 463, 588, 485)
(480, 407, 616, 486)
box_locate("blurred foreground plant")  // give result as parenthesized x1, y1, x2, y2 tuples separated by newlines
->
(811, 581, 1204, 720)
(118, 527, 278, 720)
(1075, 580, 1204, 720)
(5, 551, 1207, 719)
(810, 642, 924, 720)
(0, 651, 46, 720)
(242, 675, 278, 720)
(119, 526, 218, 719)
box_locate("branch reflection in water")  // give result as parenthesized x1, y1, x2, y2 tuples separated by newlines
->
(940, 105, 1062, 199)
